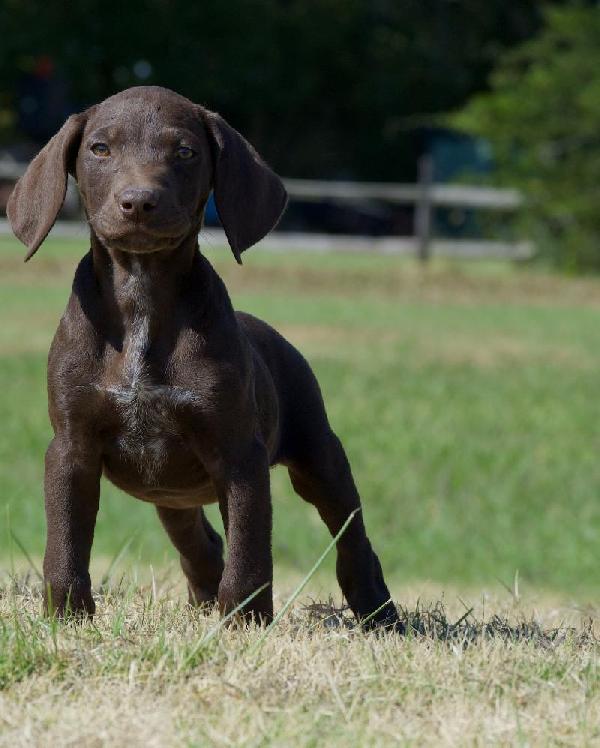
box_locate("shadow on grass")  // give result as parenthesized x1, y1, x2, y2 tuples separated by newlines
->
(3, 572, 597, 651)
(305, 599, 598, 649)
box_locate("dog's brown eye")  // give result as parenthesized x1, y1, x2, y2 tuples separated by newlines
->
(91, 143, 110, 157)
(176, 146, 194, 160)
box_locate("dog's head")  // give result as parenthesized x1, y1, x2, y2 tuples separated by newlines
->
(8, 86, 287, 263)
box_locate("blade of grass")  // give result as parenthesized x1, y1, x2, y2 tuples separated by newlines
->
(253, 508, 361, 650)
(10, 531, 42, 581)
(495, 570, 521, 604)
(181, 582, 271, 670)
(453, 607, 475, 627)
(6, 505, 14, 577)
(358, 596, 394, 629)
(100, 534, 137, 591)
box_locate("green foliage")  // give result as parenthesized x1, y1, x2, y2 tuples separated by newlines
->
(454, 5, 600, 271)
(0, 0, 551, 179)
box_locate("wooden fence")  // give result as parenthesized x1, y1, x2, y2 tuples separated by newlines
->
(1, 155, 528, 259)
(283, 156, 526, 261)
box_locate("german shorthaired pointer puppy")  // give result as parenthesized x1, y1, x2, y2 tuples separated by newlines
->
(8, 86, 401, 630)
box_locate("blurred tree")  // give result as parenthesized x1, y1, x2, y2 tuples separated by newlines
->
(454, 5, 600, 271)
(0, 0, 577, 181)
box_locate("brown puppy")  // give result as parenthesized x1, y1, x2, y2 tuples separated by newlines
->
(8, 86, 400, 631)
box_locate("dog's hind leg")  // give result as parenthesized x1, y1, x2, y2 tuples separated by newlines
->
(156, 506, 224, 605)
(287, 429, 402, 632)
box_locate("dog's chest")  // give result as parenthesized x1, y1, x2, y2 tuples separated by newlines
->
(100, 279, 198, 483)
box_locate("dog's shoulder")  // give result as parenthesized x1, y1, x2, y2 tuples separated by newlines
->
(47, 252, 106, 385)
(62, 251, 104, 339)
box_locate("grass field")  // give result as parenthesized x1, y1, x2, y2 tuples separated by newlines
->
(1, 235, 599, 744)
(1, 576, 598, 746)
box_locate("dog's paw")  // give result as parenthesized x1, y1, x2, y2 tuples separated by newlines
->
(43, 576, 95, 620)
(361, 602, 405, 635)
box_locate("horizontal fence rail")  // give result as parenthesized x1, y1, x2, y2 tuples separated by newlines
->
(283, 178, 522, 210)
(0, 220, 533, 260)
(1, 156, 528, 260)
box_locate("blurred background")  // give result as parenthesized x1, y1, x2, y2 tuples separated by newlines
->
(1, 1, 599, 599)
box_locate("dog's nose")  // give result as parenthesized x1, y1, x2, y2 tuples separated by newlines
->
(117, 188, 160, 220)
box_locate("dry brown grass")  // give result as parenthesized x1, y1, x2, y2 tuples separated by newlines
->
(214, 257, 600, 309)
(2, 239, 600, 745)
(278, 323, 594, 371)
(1, 574, 598, 747)
(4, 236, 600, 308)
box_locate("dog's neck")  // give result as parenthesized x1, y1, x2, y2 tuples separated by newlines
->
(90, 232, 207, 338)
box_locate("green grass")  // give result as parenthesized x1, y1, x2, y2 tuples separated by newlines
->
(2, 237, 600, 745)
(1, 577, 598, 745)
(1, 236, 600, 596)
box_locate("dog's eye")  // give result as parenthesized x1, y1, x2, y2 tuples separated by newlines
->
(176, 146, 194, 160)
(91, 143, 110, 157)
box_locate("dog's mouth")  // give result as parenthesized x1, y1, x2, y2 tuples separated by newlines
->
(100, 232, 185, 254)
(92, 219, 191, 254)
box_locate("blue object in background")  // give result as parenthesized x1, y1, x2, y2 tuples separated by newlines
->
(422, 128, 495, 238)
(428, 130, 493, 183)
(204, 192, 220, 226)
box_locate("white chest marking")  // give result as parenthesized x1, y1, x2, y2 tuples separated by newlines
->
(100, 262, 199, 483)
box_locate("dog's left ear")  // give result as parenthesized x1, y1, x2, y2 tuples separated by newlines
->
(200, 108, 287, 264)
(8, 113, 87, 261)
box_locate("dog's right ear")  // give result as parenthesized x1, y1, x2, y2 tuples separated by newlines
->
(199, 108, 287, 264)
(7, 113, 86, 261)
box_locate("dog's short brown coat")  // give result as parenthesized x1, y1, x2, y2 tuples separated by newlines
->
(8, 86, 400, 630)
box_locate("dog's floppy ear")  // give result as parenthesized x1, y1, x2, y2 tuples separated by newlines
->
(200, 108, 287, 264)
(7, 113, 86, 261)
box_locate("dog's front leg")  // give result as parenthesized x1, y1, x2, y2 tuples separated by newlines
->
(43, 435, 101, 617)
(215, 439, 273, 624)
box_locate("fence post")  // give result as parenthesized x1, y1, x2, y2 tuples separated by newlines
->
(415, 154, 434, 263)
